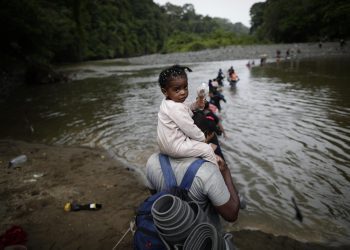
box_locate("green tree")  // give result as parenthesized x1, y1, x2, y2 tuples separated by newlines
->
(250, 2, 266, 36)
(1, 0, 254, 76)
(250, 0, 350, 43)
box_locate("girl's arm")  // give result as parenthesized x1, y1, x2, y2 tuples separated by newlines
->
(169, 104, 205, 142)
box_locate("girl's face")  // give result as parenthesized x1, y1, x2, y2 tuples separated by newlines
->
(162, 77, 188, 103)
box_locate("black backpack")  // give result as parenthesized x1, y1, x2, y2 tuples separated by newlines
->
(133, 154, 205, 250)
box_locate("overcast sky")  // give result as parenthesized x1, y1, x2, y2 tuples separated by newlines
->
(153, 0, 265, 27)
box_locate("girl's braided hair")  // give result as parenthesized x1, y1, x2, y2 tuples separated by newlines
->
(158, 64, 192, 89)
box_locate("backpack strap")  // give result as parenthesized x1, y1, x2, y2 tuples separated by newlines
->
(159, 153, 177, 189)
(180, 159, 206, 190)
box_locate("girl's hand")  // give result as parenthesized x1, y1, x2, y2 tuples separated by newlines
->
(210, 143, 217, 151)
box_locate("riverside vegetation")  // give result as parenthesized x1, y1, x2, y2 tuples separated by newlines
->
(1, 0, 349, 89)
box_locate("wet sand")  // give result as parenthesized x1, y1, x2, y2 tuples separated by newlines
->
(1, 140, 349, 249)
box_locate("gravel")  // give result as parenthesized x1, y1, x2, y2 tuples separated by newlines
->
(124, 42, 349, 65)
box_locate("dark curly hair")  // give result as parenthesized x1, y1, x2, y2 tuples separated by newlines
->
(158, 64, 192, 89)
(192, 111, 218, 137)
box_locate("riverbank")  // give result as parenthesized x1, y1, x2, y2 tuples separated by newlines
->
(1, 140, 349, 249)
(122, 42, 349, 65)
(1, 42, 348, 101)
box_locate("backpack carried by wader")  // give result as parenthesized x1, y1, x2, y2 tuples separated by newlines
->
(133, 153, 205, 250)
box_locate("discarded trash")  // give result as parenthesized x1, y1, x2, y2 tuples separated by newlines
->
(33, 173, 44, 178)
(8, 155, 27, 168)
(0, 225, 27, 249)
(64, 202, 102, 212)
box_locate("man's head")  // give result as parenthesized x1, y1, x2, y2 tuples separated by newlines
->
(193, 112, 217, 141)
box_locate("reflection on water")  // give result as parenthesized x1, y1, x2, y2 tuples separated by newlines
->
(1, 56, 349, 245)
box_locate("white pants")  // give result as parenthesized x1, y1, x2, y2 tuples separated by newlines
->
(159, 139, 218, 166)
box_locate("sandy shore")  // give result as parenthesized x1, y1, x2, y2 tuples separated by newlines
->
(1, 140, 349, 250)
(0, 140, 148, 249)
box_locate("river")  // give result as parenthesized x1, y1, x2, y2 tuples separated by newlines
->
(0, 55, 349, 245)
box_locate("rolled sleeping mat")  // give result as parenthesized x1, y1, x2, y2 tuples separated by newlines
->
(152, 194, 193, 229)
(223, 233, 235, 250)
(155, 201, 194, 235)
(182, 222, 226, 250)
(164, 225, 235, 250)
(151, 195, 207, 246)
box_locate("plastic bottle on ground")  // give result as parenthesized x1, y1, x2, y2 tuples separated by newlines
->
(8, 155, 27, 168)
(64, 202, 102, 212)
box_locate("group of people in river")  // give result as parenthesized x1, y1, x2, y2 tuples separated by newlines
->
(214, 67, 240, 88)
(143, 64, 244, 249)
(276, 47, 302, 63)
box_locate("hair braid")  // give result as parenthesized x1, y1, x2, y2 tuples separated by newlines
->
(158, 64, 192, 89)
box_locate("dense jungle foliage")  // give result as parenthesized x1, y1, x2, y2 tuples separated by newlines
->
(0, 0, 250, 71)
(250, 0, 350, 43)
(1, 0, 348, 76)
